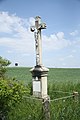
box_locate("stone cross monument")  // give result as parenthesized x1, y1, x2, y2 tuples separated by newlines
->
(30, 16, 49, 99)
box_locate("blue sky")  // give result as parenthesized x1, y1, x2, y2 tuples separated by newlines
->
(0, 0, 80, 68)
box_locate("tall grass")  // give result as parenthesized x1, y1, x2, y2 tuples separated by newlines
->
(6, 67, 80, 120)
(7, 82, 80, 120)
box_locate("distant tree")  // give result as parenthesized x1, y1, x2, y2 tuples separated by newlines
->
(15, 63, 18, 66)
(0, 56, 11, 79)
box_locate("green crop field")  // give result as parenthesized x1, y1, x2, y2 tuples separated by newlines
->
(6, 67, 80, 99)
(6, 67, 80, 84)
(6, 67, 32, 84)
(6, 67, 80, 120)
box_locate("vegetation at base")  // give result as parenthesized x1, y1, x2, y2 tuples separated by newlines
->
(50, 96, 80, 120)
(0, 57, 30, 120)
(5, 67, 80, 120)
(0, 60, 80, 120)
(0, 56, 11, 79)
(7, 98, 43, 120)
(6, 82, 80, 120)
(0, 79, 30, 119)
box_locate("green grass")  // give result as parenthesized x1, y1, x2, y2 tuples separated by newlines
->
(6, 67, 80, 84)
(6, 67, 80, 94)
(48, 68, 80, 83)
(6, 67, 32, 84)
(6, 67, 80, 120)
(6, 67, 80, 97)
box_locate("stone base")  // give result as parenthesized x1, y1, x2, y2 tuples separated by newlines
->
(30, 65, 49, 77)
(30, 65, 49, 98)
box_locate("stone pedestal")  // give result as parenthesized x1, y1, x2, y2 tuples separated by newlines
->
(30, 65, 49, 98)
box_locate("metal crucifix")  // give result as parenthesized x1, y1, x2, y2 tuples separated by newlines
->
(30, 16, 46, 66)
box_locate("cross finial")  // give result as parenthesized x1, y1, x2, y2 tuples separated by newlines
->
(30, 16, 46, 66)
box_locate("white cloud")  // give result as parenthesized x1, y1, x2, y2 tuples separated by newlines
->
(56, 32, 64, 39)
(0, 12, 72, 56)
(0, 12, 20, 33)
(7, 50, 13, 53)
(0, 11, 34, 34)
(72, 50, 76, 53)
(28, 17, 35, 26)
(75, 39, 80, 45)
(59, 54, 74, 62)
(21, 53, 31, 56)
(42, 32, 71, 51)
(70, 30, 79, 36)
(0, 37, 34, 53)
(0, 12, 35, 54)
(62, 63, 66, 66)
(67, 55, 74, 58)
(59, 58, 65, 61)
